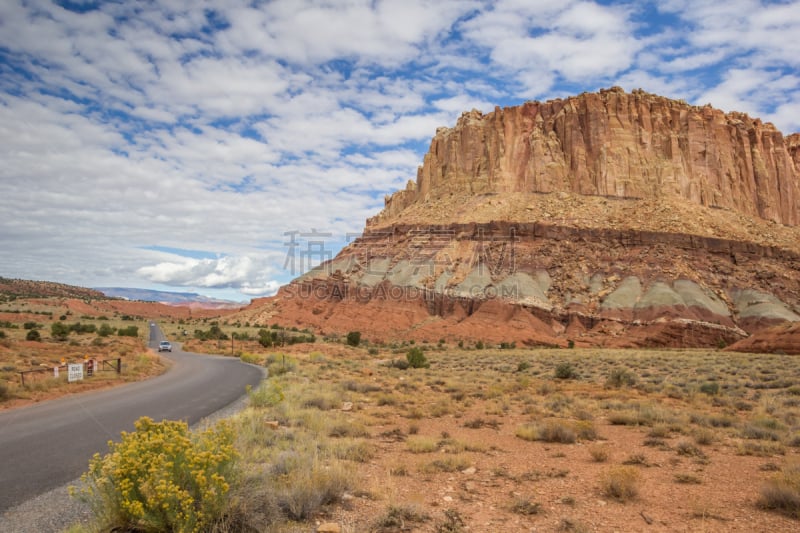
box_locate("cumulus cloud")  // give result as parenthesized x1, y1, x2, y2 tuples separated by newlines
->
(137, 255, 282, 296)
(0, 0, 798, 300)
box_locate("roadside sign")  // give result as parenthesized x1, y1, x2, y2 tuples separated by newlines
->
(68, 363, 84, 382)
(53, 366, 59, 378)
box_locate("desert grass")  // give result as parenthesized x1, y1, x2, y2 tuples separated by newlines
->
(64, 340, 800, 531)
(599, 466, 640, 501)
(406, 435, 439, 453)
(758, 463, 800, 518)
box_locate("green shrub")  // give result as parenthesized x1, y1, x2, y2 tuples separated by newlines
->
(51, 321, 70, 341)
(554, 362, 578, 380)
(194, 325, 228, 342)
(98, 323, 115, 337)
(0, 330, 5, 339)
(69, 322, 97, 334)
(699, 382, 720, 395)
(266, 353, 296, 376)
(23, 321, 40, 330)
(257, 328, 273, 348)
(26, 329, 41, 342)
(247, 382, 284, 408)
(406, 347, 430, 369)
(117, 326, 139, 338)
(346, 331, 361, 347)
(72, 416, 236, 533)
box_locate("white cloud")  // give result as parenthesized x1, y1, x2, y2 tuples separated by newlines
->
(136, 254, 280, 293)
(460, 0, 641, 93)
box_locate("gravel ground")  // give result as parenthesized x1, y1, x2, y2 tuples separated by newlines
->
(0, 392, 254, 533)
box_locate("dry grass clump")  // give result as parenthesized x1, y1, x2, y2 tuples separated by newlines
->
(737, 440, 786, 457)
(557, 517, 590, 532)
(647, 424, 672, 438)
(758, 464, 800, 518)
(271, 459, 352, 520)
(605, 368, 637, 388)
(463, 417, 501, 429)
(328, 418, 370, 437)
(406, 435, 439, 453)
(516, 419, 596, 444)
(674, 473, 702, 484)
(588, 444, 610, 462)
(622, 453, 648, 466)
(675, 440, 706, 458)
(693, 427, 717, 445)
(330, 438, 374, 462)
(438, 437, 486, 454)
(510, 497, 543, 515)
(419, 455, 471, 474)
(599, 466, 640, 501)
(374, 504, 431, 531)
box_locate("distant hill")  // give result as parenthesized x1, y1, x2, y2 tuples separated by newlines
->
(95, 287, 242, 308)
(0, 277, 106, 299)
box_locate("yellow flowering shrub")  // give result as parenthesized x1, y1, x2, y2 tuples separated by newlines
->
(73, 416, 236, 533)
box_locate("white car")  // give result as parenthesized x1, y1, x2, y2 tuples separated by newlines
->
(158, 341, 172, 352)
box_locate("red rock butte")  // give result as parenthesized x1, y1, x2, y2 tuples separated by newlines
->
(240, 87, 800, 353)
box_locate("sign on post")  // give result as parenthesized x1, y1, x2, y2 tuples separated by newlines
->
(68, 363, 84, 382)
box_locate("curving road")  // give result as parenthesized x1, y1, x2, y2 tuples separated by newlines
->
(0, 323, 264, 512)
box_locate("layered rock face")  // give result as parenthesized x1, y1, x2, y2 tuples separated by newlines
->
(243, 88, 800, 351)
(376, 87, 799, 226)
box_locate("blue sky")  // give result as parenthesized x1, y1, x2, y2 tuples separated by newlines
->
(1, 0, 798, 302)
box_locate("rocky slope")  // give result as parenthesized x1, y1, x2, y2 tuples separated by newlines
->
(243, 88, 800, 351)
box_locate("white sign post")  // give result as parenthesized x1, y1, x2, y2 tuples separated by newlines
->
(53, 366, 59, 378)
(68, 363, 84, 382)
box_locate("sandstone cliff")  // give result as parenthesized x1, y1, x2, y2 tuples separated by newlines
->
(241, 88, 800, 351)
(374, 87, 799, 227)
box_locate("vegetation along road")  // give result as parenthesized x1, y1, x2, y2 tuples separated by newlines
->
(0, 323, 264, 512)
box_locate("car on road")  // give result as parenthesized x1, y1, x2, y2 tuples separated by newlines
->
(158, 341, 172, 352)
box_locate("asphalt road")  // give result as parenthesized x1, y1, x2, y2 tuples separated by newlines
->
(0, 323, 264, 512)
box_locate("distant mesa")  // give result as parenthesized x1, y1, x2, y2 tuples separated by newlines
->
(95, 288, 242, 309)
(225, 89, 800, 351)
